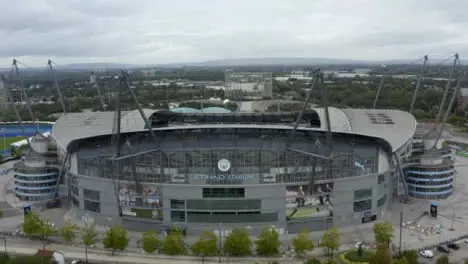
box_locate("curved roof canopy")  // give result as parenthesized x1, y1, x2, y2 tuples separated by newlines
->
(170, 107, 232, 114)
(52, 107, 417, 153)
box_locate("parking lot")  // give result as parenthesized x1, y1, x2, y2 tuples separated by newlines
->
(419, 240, 468, 263)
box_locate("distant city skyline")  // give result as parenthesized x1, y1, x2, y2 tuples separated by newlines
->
(0, 0, 466, 67)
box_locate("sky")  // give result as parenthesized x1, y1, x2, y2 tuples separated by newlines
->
(0, 0, 466, 67)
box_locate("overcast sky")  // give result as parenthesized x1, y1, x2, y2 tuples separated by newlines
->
(0, 0, 465, 66)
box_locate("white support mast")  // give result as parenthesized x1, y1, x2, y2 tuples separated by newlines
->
(12, 59, 39, 135)
(409, 55, 429, 114)
(47, 60, 67, 115)
(90, 72, 106, 111)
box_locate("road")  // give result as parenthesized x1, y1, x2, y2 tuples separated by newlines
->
(418, 241, 468, 263)
(1, 235, 302, 264)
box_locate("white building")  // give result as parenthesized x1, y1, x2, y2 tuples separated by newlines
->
(225, 72, 273, 98)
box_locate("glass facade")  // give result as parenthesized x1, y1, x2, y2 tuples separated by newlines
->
(78, 149, 377, 185)
(72, 128, 382, 225)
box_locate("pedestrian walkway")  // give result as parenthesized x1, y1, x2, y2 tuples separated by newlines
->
(4, 242, 304, 264)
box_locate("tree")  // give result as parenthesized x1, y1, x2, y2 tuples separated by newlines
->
(373, 221, 394, 246)
(320, 227, 341, 256)
(255, 227, 280, 256)
(292, 229, 314, 257)
(141, 230, 161, 254)
(103, 225, 129, 255)
(223, 228, 251, 257)
(436, 255, 449, 264)
(392, 257, 409, 264)
(191, 230, 218, 261)
(399, 250, 418, 264)
(8, 255, 51, 264)
(22, 212, 55, 248)
(81, 223, 99, 264)
(22, 212, 43, 236)
(371, 243, 392, 264)
(38, 219, 55, 245)
(0, 252, 9, 263)
(58, 219, 78, 244)
(305, 259, 322, 264)
(161, 228, 187, 255)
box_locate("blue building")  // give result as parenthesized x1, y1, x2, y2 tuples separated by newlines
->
(405, 128, 455, 199)
(14, 134, 59, 201)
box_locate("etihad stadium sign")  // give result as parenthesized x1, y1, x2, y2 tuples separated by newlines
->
(192, 175, 255, 181)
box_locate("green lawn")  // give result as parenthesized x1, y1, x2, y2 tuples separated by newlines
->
(0, 136, 24, 151)
(455, 150, 468, 158)
(343, 250, 374, 263)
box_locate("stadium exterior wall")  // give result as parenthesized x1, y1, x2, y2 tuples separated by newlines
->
(65, 132, 395, 235)
(52, 108, 417, 234)
(67, 161, 391, 235)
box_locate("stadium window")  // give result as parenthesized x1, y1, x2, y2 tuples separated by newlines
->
(83, 189, 100, 201)
(170, 211, 186, 222)
(354, 189, 372, 200)
(353, 200, 372, 212)
(202, 188, 245, 198)
(84, 200, 101, 213)
(170, 199, 185, 209)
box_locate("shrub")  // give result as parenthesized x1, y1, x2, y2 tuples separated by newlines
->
(436, 255, 449, 264)
(305, 259, 322, 264)
(339, 250, 374, 264)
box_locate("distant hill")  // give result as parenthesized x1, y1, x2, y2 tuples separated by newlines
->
(54, 63, 135, 70)
(48, 57, 418, 69)
(184, 58, 375, 66)
(0, 57, 444, 71)
(166, 57, 414, 67)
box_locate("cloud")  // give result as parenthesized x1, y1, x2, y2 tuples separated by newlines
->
(0, 0, 467, 66)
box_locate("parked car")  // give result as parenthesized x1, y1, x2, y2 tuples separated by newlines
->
(437, 245, 450, 253)
(447, 243, 460, 250)
(419, 250, 434, 258)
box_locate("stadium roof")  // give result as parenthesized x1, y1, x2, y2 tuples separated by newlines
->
(169, 107, 232, 114)
(52, 107, 416, 153)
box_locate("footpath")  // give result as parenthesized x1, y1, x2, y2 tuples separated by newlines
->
(2, 243, 308, 264)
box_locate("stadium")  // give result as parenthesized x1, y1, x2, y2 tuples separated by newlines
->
(50, 106, 417, 235)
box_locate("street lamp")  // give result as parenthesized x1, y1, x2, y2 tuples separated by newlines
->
(218, 223, 224, 263)
(398, 202, 403, 256)
(2, 236, 7, 255)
